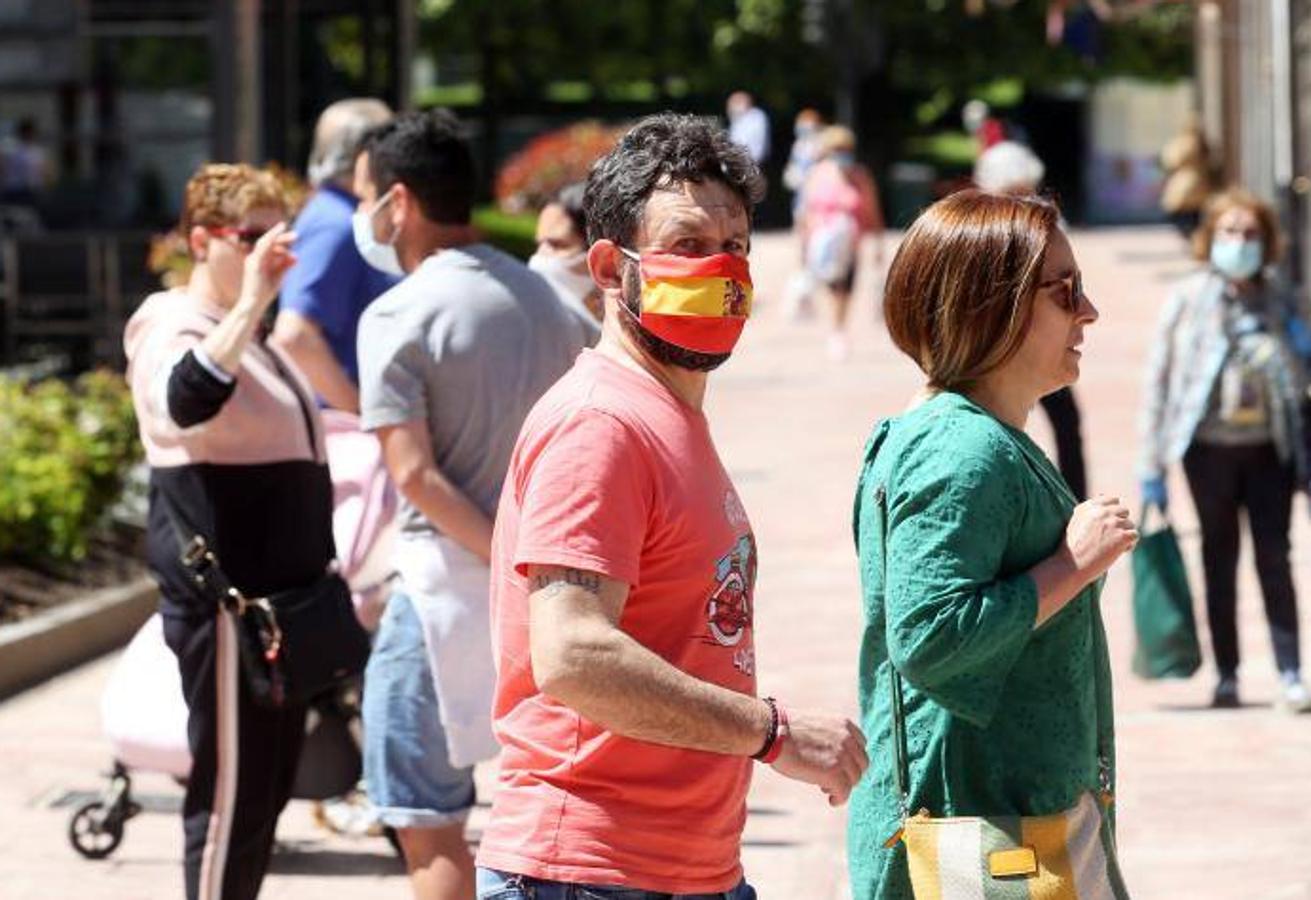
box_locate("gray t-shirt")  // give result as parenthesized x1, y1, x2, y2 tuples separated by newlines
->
(357, 243, 584, 537)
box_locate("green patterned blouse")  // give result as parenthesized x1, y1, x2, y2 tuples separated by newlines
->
(847, 391, 1117, 900)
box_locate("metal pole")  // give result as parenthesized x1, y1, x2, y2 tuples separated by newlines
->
(234, 0, 262, 163)
(1197, 2, 1225, 164)
(1271, 0, 1301, 280)
(211, 0, 261, 162)
(395, 0, 416, 112)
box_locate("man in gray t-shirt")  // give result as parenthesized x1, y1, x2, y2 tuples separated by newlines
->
(358, 242, 583, 537)
(350, 110, 582, 900)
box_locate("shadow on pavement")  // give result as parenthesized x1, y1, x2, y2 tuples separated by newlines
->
(267, 846, 406, 877)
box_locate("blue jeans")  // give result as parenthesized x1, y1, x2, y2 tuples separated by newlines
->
(476, 868, 757, 900)
(361, 591, 476, 828)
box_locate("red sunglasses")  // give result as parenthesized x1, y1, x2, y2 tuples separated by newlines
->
(209, 226, 269, 249)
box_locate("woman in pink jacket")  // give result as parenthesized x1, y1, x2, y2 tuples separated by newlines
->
(124, 163, 332, 900)
(798, 126, 885, 361)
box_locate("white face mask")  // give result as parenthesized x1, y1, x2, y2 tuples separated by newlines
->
(528, 250, 595, 303)
(352, 190, 404, 277)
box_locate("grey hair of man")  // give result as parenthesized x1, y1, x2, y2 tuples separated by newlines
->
(307, 98, 393, 188)
(583, 113, 765, 371)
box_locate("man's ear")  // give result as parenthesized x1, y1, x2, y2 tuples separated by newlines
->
(388, 183, 411, 231)
(188, 226, 209, 261)
(588, 240, 626, 291)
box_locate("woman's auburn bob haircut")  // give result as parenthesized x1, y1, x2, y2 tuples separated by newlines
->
(883, 189, 1061, 392)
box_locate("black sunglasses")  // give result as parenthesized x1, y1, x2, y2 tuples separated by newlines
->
(1037, 270, 1084, 311)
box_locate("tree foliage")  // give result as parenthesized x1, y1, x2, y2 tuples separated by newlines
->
(415, 0, 1191, 116)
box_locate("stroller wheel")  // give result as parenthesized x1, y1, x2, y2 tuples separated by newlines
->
(69, 801, 125, 859)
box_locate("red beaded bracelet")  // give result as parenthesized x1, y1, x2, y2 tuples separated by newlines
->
(752, 697, 790, 764)
(760, 701, 789, 764)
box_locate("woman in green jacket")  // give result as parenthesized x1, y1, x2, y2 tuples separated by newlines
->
(848, 190, 1138, 899)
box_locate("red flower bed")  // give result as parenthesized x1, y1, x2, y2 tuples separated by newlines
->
(495, 121, 626, 213)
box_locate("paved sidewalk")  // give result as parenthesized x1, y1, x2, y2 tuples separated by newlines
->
(2, 226, 1309, 899)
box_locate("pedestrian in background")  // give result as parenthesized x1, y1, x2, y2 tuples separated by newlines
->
(974, 140, 1090, 498)
(851, 190, 1134, 899)
(124, 164, 328, 900)
(780, 108, 825, 322)
(727, 90, 771, 166)
(798, 125, 884, 361)
(528, 181, 601, 345)
(1159, 119, 1214, 240)
(783, 108, 824, 216)
(476, 113, 867, 900)
(0, 117, 50, 206)
(271, 98, 396, 412)
(353, 109, 584, 900)
(1139, 187, 1311, 712)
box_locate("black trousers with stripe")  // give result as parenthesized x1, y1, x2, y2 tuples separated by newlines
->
(163, 610, 308, 900)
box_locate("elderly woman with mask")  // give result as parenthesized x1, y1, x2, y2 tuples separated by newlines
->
(1140, 188, 1311, 712)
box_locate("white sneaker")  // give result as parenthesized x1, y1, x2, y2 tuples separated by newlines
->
(1276, 673, 1311, 714)
(313, 790, 382, 838)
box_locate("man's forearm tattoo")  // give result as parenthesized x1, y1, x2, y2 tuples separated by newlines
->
(532, 567, 602, 596)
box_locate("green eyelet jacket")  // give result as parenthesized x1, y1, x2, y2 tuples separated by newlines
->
(847, 392, 1118, 900)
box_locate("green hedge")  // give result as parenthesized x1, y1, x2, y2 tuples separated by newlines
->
(473, 206, 538, 261)
(0, 371, 141, 563)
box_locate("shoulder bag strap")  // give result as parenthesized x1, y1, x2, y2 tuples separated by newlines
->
(160, 502, 246, 614)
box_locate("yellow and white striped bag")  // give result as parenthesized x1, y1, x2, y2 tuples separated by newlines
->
(870, 482, 1131, 900)
(897, 791, 1129, 900)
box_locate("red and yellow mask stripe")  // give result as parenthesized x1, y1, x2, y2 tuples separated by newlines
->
(633, 251, 753, 354)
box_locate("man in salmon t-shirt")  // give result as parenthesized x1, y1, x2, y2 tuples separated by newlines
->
(476, 113, 869, 899)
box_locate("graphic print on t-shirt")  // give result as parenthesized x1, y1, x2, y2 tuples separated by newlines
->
(703, 532, 757, 669)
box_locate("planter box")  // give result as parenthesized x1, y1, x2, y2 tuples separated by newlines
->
(0, 575, 157, 700)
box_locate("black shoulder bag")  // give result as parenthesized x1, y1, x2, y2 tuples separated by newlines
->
(173, 524, 371, 708)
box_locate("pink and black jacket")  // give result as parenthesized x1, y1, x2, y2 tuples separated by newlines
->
(125, 289, 335, 620)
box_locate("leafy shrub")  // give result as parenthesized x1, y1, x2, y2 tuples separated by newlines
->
(494, 121, 626, 214)
(472, 206, 540, 260)
(0, 371, 142, 563)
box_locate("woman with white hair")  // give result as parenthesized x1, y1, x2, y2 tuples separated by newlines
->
(973, 140, 1046, 195)
(271, 98, 396, 413)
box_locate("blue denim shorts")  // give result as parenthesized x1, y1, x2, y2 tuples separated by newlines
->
(475, 868, 757, 900)
(362, 590, 476, 828)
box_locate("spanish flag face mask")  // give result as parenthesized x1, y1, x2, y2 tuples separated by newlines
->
(618, 248, 753, 355)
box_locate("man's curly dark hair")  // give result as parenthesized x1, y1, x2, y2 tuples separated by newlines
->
(583, 113, 765, 247)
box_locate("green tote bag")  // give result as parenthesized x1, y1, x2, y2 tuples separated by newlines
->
(1130, 504, 1202, 679)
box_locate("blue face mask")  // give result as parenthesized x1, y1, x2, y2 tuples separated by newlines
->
(830, 151, 856, 168)
(1210, 238, 1263, 281)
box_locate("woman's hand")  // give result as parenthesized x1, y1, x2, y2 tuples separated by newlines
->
(1031, 495, 1138, 627)
(239, 222, 297, 312)
(1065, 495, 1139, 581)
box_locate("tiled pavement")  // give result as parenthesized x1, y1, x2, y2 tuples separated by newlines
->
(2, 226, 1309, 899)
